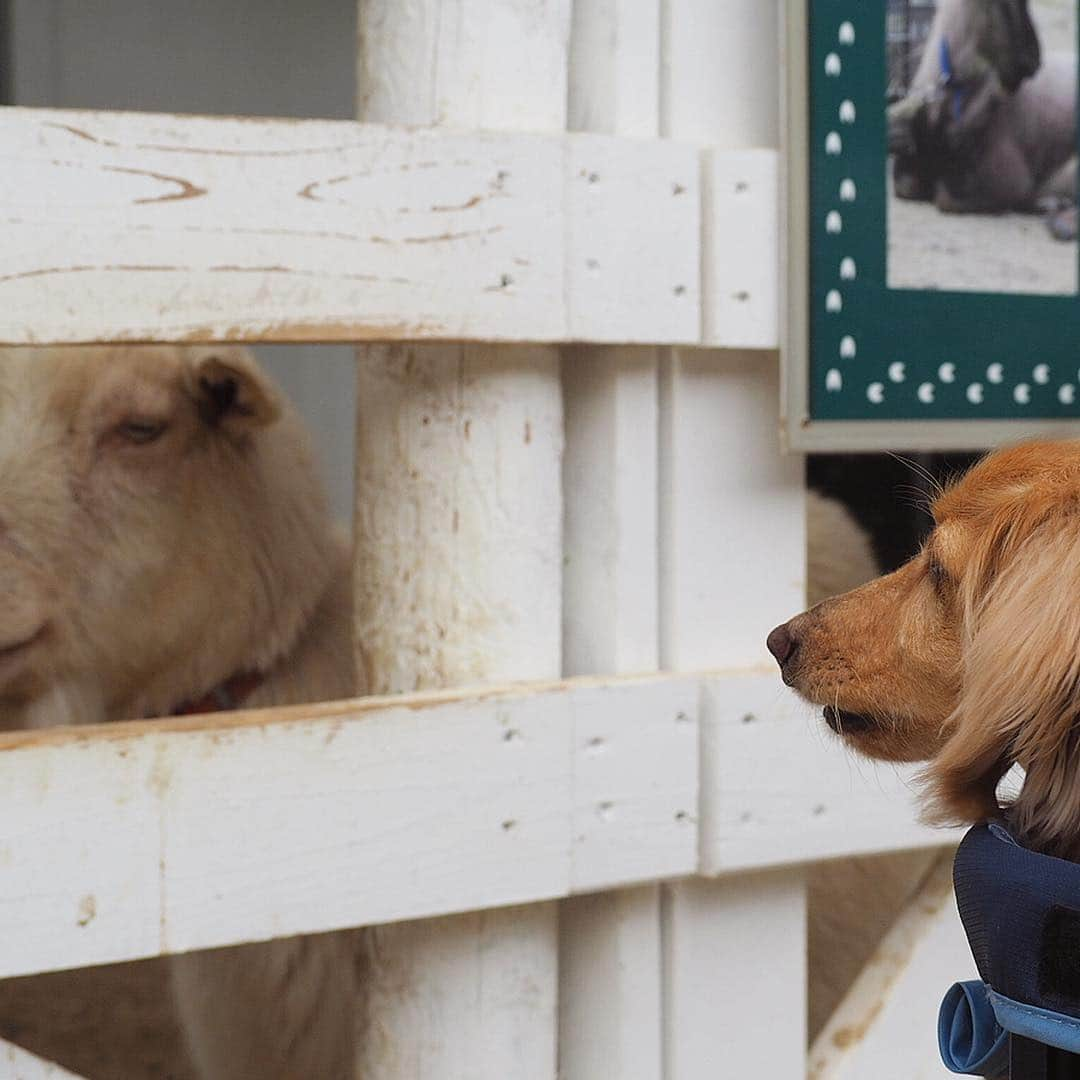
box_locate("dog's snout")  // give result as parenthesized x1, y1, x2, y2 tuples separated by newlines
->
(766, 623, 797, 667)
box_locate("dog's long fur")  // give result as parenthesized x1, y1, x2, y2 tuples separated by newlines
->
(0, 345, 359, 1078)
(774, 440, 1080, 861)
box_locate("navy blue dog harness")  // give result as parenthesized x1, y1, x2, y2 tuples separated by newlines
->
(939, 823, 1080, 1075)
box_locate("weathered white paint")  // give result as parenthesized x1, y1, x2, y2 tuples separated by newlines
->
(558, 887, 664, 1080)
(0, 677, 697, 982)
(353, 344, 564, 690)
(566, 135, 699, 344)
(704, 149, 779, 348)
(659, 349, 804, 669)
(0, 106, 698, 347)
(659, 1, 809, 1074)
(699, 672, 963, 874)
(662, 871, 807, 1080)
(560, 5, 666, 1079)
(809, 853, 973, 1080)
(0, 1038, 85, 1079)
(354, 3, 568, 1077)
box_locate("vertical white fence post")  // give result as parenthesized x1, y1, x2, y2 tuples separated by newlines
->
(353, 2, 569, 1077)
(559, 4, 665, 1079)
(659, 1, 809, 1078)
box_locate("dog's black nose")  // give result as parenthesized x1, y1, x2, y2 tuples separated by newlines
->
(766, 623, 796, 667)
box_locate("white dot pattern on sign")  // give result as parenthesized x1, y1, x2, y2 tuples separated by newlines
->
(867, 382, 884, 404)
(987, 363, 1004, 384)
(1033, 364, 1050, 385)
(840, 257, 856, 280)
(840, 336, 856, 358)
(826, 290, 842, 312)
(917, 382, 935, 404)
(939, 363, 956, 383)
(840, 179, 856, 201)
(826, 368, 843, 391)
(839, 21, 855, 44)
(826, 53, 842, 75)
(826, 132, 842, 155)
(839, 100, 856, 123)
(1014, 383, 1031, 404)
(967, 383, 984, 404)
(888, 362, 905, 383)
(826, 211, 842, 233)
(1060, 384, 1076, 405)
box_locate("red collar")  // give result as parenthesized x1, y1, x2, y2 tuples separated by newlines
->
(172, 671, 263, 716)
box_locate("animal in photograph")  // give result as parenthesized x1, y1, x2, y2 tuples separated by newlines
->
(886, 0, 1078, 295)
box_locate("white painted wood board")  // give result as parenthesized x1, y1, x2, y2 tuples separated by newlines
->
(559, 886, 664, 1080)
(354, 4, 570, 1077)
(357, 0, 572, 133)
(565, 135, 699, 344)
(562, 345, 661, 677)
(0, 1039, 86, 1079)
(704, 148, 779, 349)
(658, 349, 806, 672)
(0, 678, 696, 980)
(662, 870, 807, 1080)
(700, 671, 964, 873)
(560, 7, 667, 1078)
(809, 853, 974, 1080)
(357, 904, 559, 1078)
(0, 107, 699, 347)
(353, 343, 565, 691)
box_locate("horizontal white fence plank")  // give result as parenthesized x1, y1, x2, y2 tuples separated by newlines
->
(703, 148, 778, 349)
(0, 677, 698, 980)
(0, 668, 955, 979)
(0, 107, 699, 347)
(0, 1039, 85, 1080)
(699, 670, 963, 873)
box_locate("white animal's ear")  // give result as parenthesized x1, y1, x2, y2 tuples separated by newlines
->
(191, 350, 281, 429)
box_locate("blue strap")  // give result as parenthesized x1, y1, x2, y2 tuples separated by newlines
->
(939, 36, 954, 83)
(939, 981, 1009, 1076)
(937, 37, 967, 121)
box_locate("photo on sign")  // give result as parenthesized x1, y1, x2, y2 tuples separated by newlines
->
(886, 0, 1078, 296)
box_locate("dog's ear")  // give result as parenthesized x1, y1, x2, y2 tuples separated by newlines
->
(190, 349, 280, 430)
(928, 513, 1080, 844)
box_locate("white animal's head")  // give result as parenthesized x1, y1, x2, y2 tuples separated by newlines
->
(0, 345, 337, 727)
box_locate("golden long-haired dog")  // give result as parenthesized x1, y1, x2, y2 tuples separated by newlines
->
(769, 440, 1080, 859)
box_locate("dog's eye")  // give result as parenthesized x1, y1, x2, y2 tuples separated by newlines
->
(117, 419, 169, 445)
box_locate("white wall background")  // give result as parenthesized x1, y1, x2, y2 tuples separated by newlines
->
(9, 0, 359, 522)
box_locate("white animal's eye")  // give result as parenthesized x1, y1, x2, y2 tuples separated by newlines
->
(117, 418, 168, 445)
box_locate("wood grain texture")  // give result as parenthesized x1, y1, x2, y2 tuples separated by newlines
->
(0, 106, 698, 346)
(0, 677, 697, 982)
(353, 3, 572, 1075)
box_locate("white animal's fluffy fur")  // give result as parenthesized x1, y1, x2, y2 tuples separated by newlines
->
(0, 345, 359, 1078)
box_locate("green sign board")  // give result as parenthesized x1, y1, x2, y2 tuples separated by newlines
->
(785, 0, 1080, 450)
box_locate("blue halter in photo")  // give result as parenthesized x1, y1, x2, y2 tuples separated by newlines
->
(939, 822, 1080, 1075)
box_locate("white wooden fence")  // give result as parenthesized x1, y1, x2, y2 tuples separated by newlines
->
(0, 1, 971, 1076)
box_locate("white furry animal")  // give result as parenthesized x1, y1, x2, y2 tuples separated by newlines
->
(0, 345, 359, 1078)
